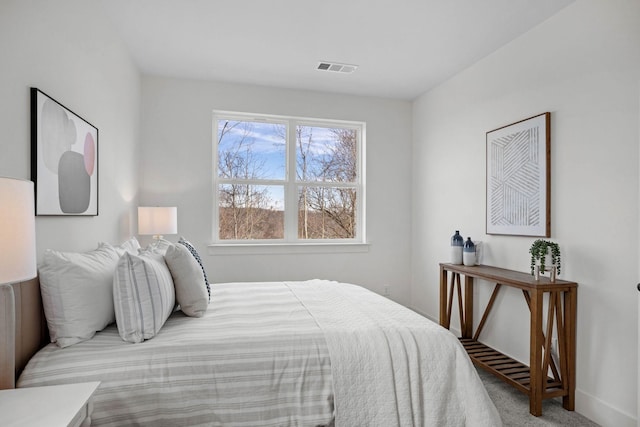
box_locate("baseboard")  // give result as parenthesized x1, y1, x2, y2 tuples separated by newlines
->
(575, 389, 636, 427)
(409, 306, 436, 323)
(410, 306, 460, 335)
(409, 306, 636, 427)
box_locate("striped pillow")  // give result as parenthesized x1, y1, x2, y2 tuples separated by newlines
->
(113, 252, 176, 343)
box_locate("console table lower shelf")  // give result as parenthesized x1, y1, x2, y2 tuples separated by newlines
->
(439, 263, 577, 417)
(460, 339, 565, 398)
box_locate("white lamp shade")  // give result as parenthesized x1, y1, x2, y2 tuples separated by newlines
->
(0, 177, 37, 284)
(138, 207, 178, 236)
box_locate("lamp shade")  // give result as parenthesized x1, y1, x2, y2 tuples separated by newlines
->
(138, 207, 178, 236)
(0, 177, 37, 284)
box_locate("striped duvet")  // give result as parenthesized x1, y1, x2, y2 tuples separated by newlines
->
(18, 282, 334, 427)
(18, 280, 501, 426)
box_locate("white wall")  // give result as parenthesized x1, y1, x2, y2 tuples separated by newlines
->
(637, 75, 640, 425)
(139, 76, 413, 303)
(0, 0, 141, 256)
(412, 2, 640, 425)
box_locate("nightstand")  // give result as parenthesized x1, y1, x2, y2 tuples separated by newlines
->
(0, 382, 100, 427)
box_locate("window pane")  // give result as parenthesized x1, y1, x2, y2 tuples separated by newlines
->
(219, 184, 284, 239)
(217, 120, 286, 180)
(298, 186, 356, 239)
(296, 126, 357, 183)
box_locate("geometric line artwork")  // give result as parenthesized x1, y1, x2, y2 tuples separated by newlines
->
(489, 126, 539, 226)
(486, 113, 550, 237)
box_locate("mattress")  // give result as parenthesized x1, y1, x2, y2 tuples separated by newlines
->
(18, 280, 501, 426)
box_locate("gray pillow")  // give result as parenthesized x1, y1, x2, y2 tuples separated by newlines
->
(178, 237, 211, 301)
(164, 243, 209, 317)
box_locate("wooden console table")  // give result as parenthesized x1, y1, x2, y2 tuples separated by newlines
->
(439, 263, 577, 416)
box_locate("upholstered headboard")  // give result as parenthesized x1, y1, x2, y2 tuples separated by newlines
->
(0, 278, 48, 389)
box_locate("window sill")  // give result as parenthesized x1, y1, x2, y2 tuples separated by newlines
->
(207, 242, 370, 256)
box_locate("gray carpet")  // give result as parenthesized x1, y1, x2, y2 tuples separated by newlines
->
(477, 368, 599, 426)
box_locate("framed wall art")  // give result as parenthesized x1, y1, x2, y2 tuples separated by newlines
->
(31, 88, 98, 216)
(486, 112, 550, 237)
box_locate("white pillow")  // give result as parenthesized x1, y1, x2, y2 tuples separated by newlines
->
(113, 252, 176, 343)
(164, 243, 208, 317)
(141, 238, 172, 256)
(102, 237, 141, 257)
(39, 245, 120, 348)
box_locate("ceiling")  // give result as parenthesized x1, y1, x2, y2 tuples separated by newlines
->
(98, 0, 575, 100)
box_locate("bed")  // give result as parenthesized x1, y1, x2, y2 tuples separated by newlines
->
(1, 276, 501, 426)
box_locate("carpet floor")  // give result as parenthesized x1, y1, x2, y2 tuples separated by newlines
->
(477, 368, 600, 426)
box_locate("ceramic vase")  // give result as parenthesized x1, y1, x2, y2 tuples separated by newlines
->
(450, 230, 463, 264)
(463, 237, 476, 266)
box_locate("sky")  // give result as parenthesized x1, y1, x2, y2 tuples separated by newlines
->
(216, 119, 348, 211)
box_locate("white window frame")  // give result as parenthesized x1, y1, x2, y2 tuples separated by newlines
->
(211, 110, 367, 252)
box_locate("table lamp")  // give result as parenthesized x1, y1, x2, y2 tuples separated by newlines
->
(138, 207, 177, 240)
(0, 177, 37, 285)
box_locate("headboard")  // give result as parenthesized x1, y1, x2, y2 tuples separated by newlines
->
(0, 278, 48, 389)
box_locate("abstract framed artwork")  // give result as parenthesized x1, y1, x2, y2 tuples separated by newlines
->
(486, 112, 550, 237)
(31, 88, 98, 216)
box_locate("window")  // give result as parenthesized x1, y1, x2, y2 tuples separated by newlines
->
(213, 111, 365, 245)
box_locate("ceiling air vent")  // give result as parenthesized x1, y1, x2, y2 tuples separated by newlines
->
(316, 61, 358, 74)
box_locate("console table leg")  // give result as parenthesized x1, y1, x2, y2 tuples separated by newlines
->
(439, 268, 449, 328)
(563, 288, 577, 411)
(530, 289, 544, 416)
(463, 276, 474, 339)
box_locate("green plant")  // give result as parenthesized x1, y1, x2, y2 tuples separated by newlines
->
(529, 239, 561, 276)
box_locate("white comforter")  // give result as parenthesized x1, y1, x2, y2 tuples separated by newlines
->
(19, 280, 501, 426)
(286, 280, 501, 427)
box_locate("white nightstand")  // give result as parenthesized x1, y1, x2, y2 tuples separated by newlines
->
(0, 382, 100, 427)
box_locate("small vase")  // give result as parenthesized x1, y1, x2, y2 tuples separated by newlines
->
(544, 249, 552, 272)
(450, 230, 463, 264)
(463, 237, 476, 266)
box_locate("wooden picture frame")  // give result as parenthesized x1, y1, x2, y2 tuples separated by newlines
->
(31, 88, 98, 216)
(486, 113, 550, 237)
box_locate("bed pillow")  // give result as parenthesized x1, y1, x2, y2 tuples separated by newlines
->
(142, 238, 173, 256)
(102, 237, 141, 257)
(39, 245, 120, 348)
(164, 243, 209, 317)
(178, 237, 211, 301)
(113, 251, 176, 343)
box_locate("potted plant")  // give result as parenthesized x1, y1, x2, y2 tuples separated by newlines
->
(529, 239, 561, 277)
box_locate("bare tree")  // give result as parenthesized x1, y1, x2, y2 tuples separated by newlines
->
(218, 119, 358, 240)
(297, 127, 358, 239)
(218, 120, 280, 239)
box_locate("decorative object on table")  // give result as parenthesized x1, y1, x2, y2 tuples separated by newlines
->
(463, 237, 476, 266)
(486, 112, 550, 237)
(529, 239, 561, 281)
(138, 207, 178, 240)
(450, 230, 464, 264)
(0, 177, 37, 284)
(473, 241, 483, 265)
(31, 88, 98, 216)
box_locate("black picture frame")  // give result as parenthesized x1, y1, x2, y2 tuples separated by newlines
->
(31, 88, 98, 216)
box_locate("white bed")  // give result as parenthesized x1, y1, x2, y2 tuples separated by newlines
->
(10, 279, 501, 426)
